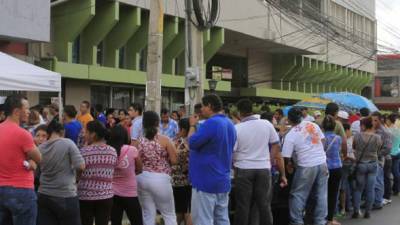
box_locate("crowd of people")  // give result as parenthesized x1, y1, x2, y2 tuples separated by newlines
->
(0, 93, 399, 225)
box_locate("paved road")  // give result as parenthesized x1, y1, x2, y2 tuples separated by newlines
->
(340, 197, 400, 225)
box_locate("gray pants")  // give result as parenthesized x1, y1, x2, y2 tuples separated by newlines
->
(234, 168, 273, 225)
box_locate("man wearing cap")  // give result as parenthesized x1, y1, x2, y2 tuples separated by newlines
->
(314, 111, 322, 121)
(338, 110, 349, 125)
(350, 107, 370, 135)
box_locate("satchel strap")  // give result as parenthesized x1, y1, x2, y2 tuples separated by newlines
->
(355, 135, 372, 167)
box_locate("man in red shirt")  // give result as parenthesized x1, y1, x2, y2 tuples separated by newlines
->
(348, 111, 360, 125)
(0, 95, 42, 225)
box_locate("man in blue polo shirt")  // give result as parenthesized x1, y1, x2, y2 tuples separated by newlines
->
(63, 105, 82, 144)
(159, 108, 179, 140)
(188, 94, 237, 225)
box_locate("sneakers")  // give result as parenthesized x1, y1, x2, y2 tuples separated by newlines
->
(335, 210, 346, 219)
(372, 204, 383, 210)
(383, 198, 392, 205)
(364, 212, 371, 219)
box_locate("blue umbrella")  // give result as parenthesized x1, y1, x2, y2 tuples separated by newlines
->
(283, 106, 292, 117)
(293, 97, 331, 110)
(319, 92, 379, 112)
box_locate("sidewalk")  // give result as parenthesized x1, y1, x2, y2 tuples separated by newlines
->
(339, 197, 400, 225)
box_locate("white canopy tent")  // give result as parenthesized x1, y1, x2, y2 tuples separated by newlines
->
(0, 52, 61, 92)
(0, 52, 62, 117)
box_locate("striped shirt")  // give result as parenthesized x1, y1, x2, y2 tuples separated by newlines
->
(78, 144, 117, 200)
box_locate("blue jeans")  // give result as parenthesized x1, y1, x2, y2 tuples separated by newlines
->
(0, 186, 37, 225)
(191, 188, 230, 225)
(392, 154, 400, 194)
(353, 162, 377, 212)
(289, 164, 328, 225)
(374, 164, 384, 207)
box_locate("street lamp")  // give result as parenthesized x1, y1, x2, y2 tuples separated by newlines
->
(208, 79, 218, 93)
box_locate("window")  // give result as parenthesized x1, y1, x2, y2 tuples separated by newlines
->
(139, 48, 147, 71)
(171, 91, 184, 110)
(72, 36, 80, 64)
(303, 0, 322, 19)
(112, 87, 131, 109)
(378, 59, 400, 71)
(329, 2, 346, 30)
(91, 86, 111, 108)
(97, 42, 103, 66)
(353, 14, 363, 43)
(279, 0, 301, 14)
(364, 18, 375, 47)
(134, 89, 145, 107)
(374, 77, 399, 97)
(161, 90, 170, 110)
(119, 46, 126, 69)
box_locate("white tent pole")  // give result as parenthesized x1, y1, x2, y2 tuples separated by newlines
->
(58, 91, 63, 121)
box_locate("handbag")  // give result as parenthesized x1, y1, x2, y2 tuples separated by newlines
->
(348, 135, 372, 182)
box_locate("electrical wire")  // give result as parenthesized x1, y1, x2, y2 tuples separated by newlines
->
(190, 0, 220, 30)
(262, 0, 377, 62)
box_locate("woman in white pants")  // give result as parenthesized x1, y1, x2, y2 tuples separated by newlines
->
(137, 111, 178, 225)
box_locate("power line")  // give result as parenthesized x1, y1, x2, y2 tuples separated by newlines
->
(262, 0, 377, 62)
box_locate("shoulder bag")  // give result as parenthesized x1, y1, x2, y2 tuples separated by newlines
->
(348, 135, 372, 182)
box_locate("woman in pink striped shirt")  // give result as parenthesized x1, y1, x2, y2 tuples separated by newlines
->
(78, 121, 117, 225)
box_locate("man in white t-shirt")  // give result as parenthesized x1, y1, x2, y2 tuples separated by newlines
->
(282, 107, 328, 225)
(301, 107, 315, 122)
(233, 99, 287, 225)
(351, 107, 370, 135)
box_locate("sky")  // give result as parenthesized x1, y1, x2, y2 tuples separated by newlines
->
(376, 0, 400, 52)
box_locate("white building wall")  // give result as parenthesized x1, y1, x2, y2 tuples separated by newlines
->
(0, 0, 50, 42)
(65, 80, 90, 110)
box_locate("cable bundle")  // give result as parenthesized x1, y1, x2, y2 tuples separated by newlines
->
(189, 0, 220, 30)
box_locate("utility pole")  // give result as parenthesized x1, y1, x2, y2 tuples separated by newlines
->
(185, 0, 204, 116)
(146, 0, 164, 113)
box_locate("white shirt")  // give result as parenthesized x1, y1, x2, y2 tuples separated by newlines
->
(346, 136, 355, 159)
(282, 121, 326, 167)
(302, 115, 315, 122)
(233, 116, 280, 169)
(351, 120, 361, 135)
